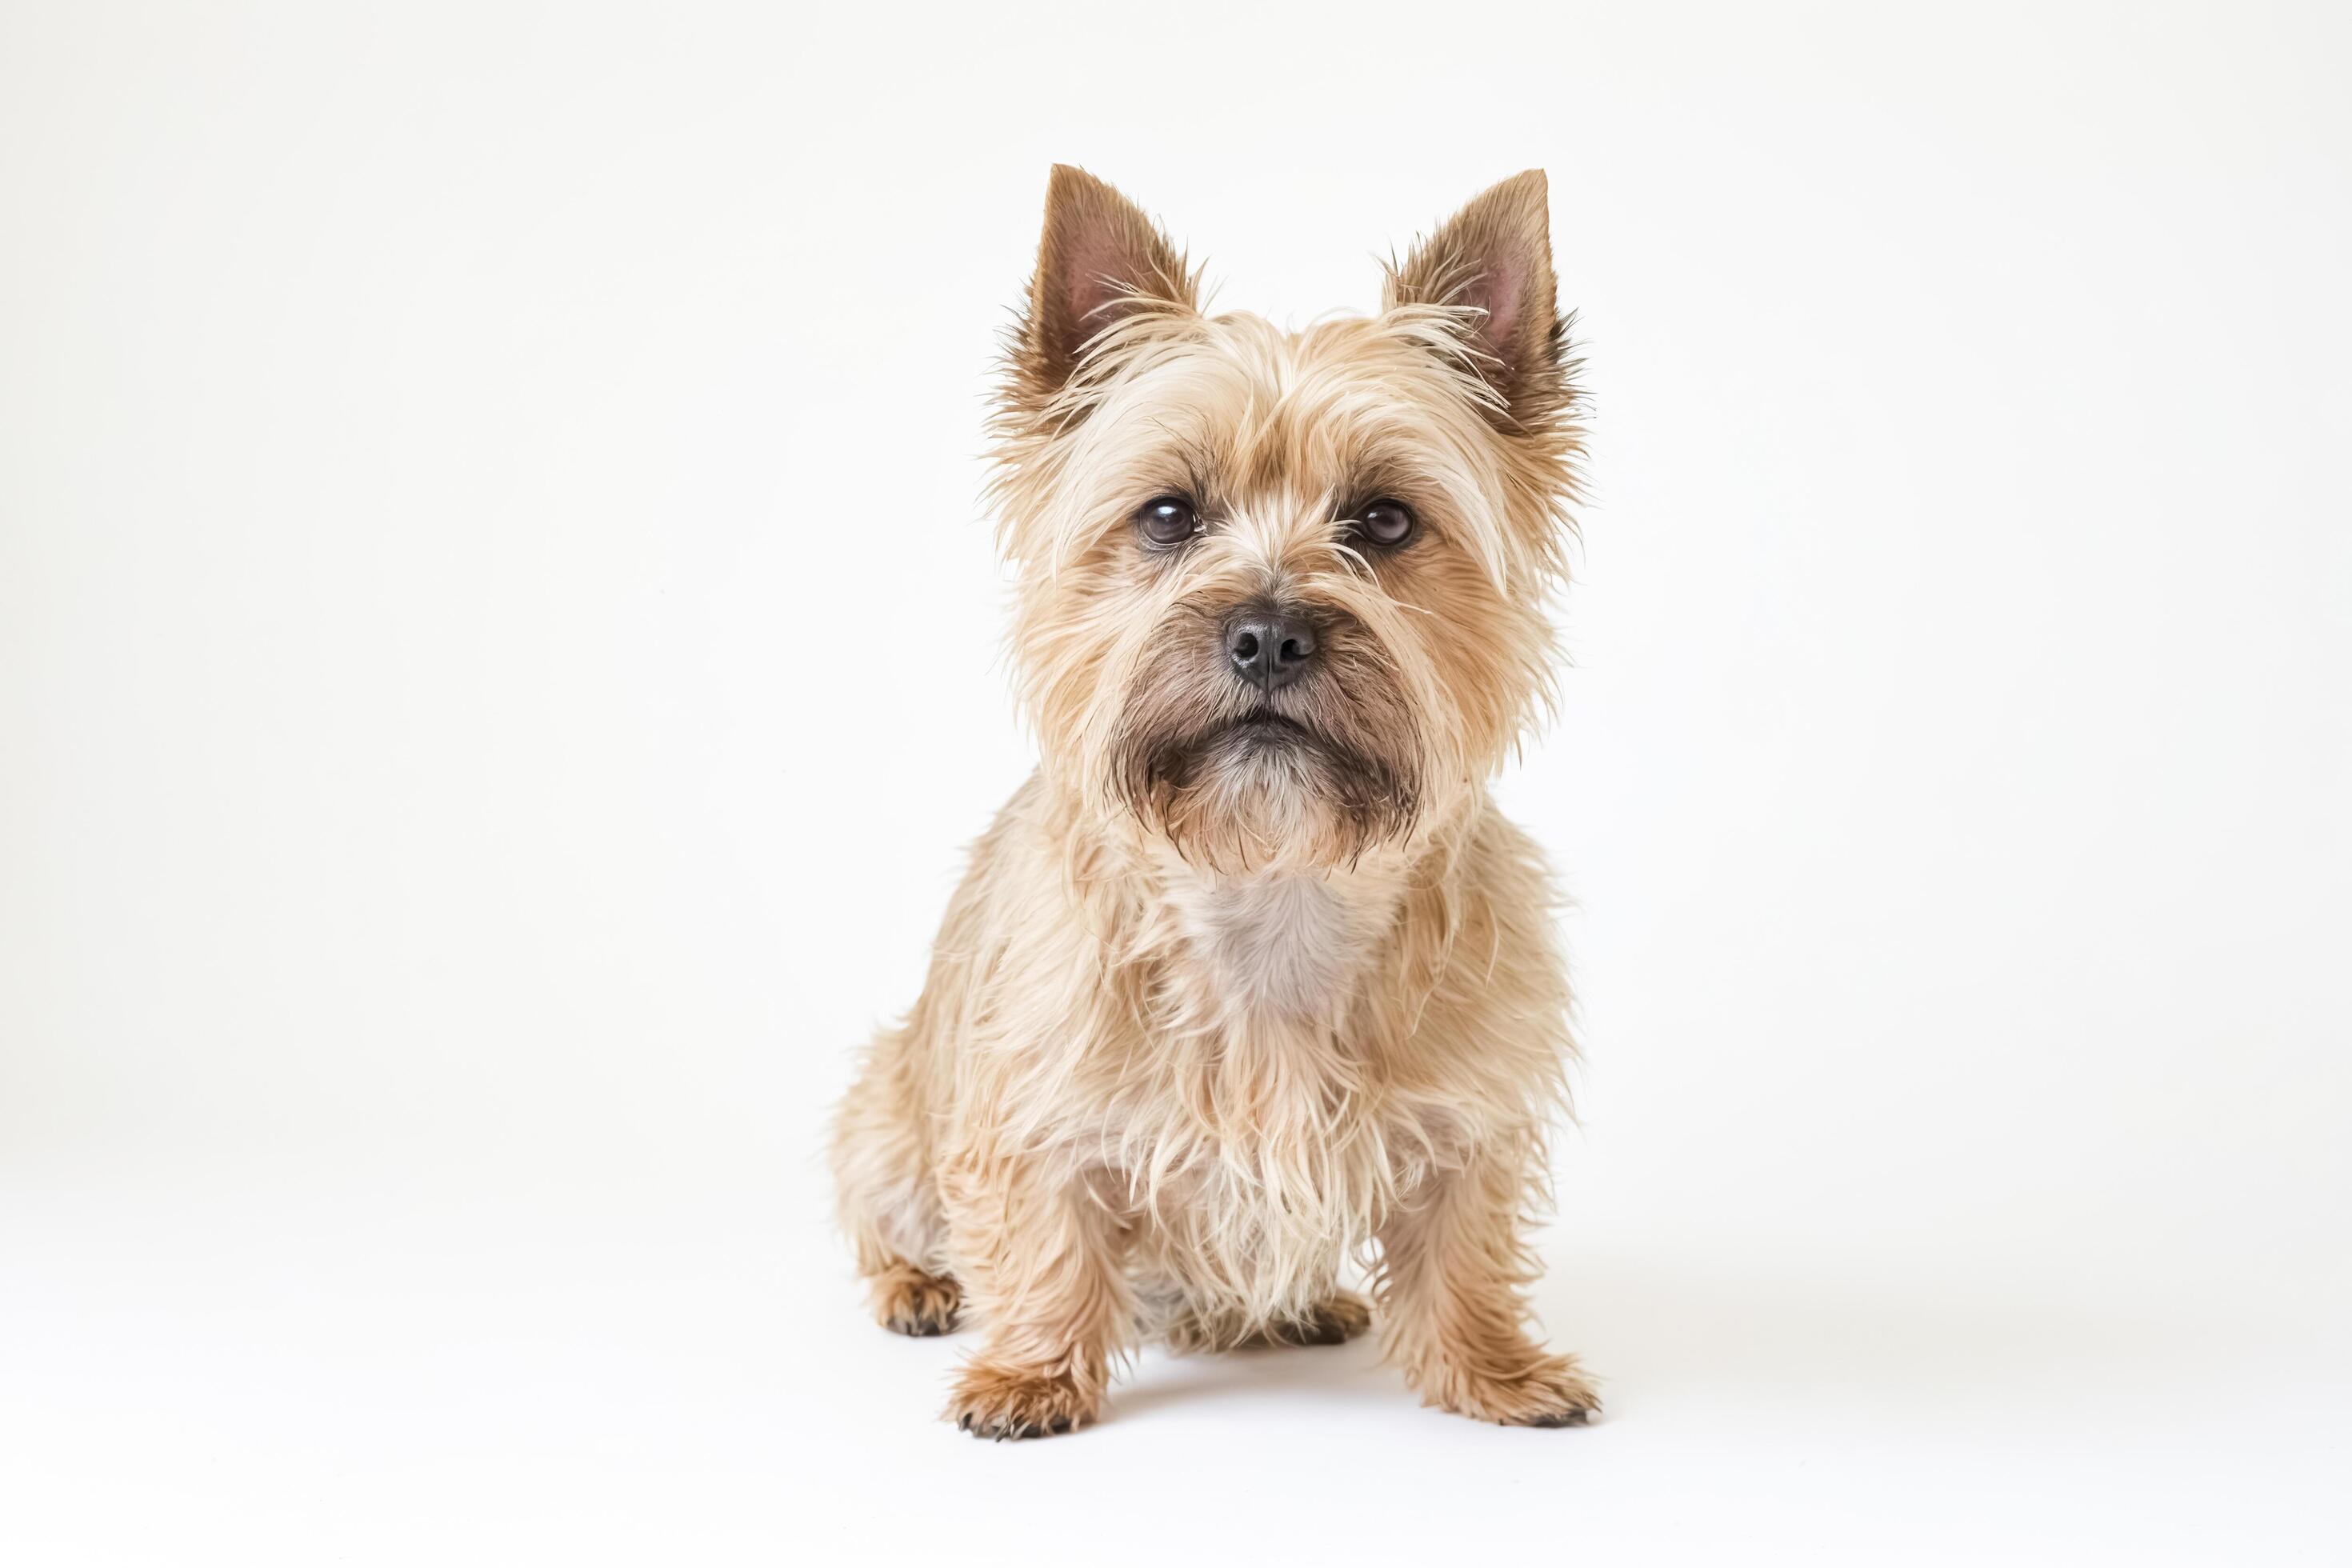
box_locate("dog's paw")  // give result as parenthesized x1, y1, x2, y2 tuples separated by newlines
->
(870, 1264, 962, 1338)
(1430, 1354, 1602, 1428)
(1159, 1290, 1373, 1352)
(1250, 1290, 1374, 1348)
(945, 1362, 1098, 1440)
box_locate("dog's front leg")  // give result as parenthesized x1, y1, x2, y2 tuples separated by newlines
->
(1377, 1143, 1600, 1427)
(938, 1143, 1129, 1438)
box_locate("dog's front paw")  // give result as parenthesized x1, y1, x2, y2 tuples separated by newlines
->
(1426, 1354, 1601, 1428)
(946, 1361, 1099, 1440)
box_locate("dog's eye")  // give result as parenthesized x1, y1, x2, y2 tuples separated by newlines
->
(1135, 496, 1200, 548)
(1351, 498, 1417, 549)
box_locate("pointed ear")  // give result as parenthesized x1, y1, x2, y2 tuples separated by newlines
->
(1015, 166, 1197, 400)
(1385, 170, 1566, 427)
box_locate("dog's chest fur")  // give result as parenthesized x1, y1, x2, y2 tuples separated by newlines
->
(1170, 873, 1378, 1022)
(1117, 866, 1426, 1316)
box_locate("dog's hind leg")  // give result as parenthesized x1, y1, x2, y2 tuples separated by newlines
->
(832, 1023, 961, 1336)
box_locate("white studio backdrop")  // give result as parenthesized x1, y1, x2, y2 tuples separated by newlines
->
(2, 2, 2346, 1563)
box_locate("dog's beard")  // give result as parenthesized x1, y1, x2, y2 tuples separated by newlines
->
(1106, 632, 1423, 875)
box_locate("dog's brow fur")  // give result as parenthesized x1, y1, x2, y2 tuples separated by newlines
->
(833, 166, 1602, 1437)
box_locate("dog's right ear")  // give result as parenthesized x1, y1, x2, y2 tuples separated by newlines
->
(1013, 166, 1198, 402)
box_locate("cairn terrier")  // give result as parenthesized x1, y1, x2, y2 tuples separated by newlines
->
(833, 167, 1594, 1437)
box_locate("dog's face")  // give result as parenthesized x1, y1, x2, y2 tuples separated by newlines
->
(993, 169, 1581, 875)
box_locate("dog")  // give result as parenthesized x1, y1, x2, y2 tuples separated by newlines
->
(831, 166, 1594, 1437)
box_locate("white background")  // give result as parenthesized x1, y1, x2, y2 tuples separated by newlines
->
(4, 2, 2347, 1562)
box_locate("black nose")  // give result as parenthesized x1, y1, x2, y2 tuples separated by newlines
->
(1225, 606, 1318, 692)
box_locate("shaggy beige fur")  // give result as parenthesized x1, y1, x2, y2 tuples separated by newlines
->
(832, 166, 1597, 1438)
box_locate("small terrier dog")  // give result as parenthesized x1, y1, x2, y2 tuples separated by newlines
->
(833, 167, 1594, 1437)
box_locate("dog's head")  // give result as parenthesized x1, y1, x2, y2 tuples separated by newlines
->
(993, 168, 1581, 876)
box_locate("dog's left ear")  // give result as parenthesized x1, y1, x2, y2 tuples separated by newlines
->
(1386, 170, 1566, 429)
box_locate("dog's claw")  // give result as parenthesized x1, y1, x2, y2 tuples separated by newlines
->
(952, 1403, 1082, 1441)
(1525, 1407, 1594, 1428)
